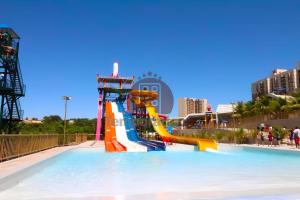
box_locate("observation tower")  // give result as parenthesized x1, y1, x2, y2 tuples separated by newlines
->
(0, 26, 25, 133)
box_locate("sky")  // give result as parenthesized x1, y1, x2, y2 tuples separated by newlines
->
(1, 0, 300, 119)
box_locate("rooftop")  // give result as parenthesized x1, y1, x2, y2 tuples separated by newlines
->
(216, 104, 235, 114)
(96, 76, 134, 84)
(272, 69, 287, 75)
(179, 97, 207, 100)
(252, 61, 300, 84)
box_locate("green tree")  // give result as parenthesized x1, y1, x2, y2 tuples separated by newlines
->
(292, 89, 300, 98)
(19, 115, 96, 134)
(234, 102, 245, 118)
(42, 115, 63, 124)
(269, 99, 281, 114)
(67, 118, 96, 134)
(244, 101, 255, 117)
(19, 123, 42, 134)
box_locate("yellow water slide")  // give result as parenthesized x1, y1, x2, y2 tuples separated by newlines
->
(130, 90, 218, 151)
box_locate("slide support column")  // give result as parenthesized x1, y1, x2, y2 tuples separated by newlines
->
(96, 90, 103, 141)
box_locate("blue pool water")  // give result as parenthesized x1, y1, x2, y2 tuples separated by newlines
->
(1, 145, 300, 200)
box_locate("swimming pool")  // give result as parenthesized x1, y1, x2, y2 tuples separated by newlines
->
(0, 145, 300, 200)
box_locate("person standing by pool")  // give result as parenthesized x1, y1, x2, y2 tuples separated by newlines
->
(275, 130, 281, 146)
(256, 127, 261, 146)
(294, 127, 300, 149)
(260, 128, 265, 145)
(268, 131, 273, 147)
(289, 130, 294, 145)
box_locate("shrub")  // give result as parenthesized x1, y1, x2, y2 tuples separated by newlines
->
(272, 126, 288, 140)
(225, 132, 235, 143)
(215, 131, 223, 141)
(234, 128, 245, 144)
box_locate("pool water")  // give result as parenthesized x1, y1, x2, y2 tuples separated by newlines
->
(1, 145, 300, 200)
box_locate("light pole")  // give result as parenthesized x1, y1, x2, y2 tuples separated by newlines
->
(63, 96, 71, 145)
(230, 102, 237, 144)
(231, 102, 236, 132)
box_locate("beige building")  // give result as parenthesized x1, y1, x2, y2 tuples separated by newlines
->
(178, 98, 208, 117)
(23, 118, 42, 124)
(252, 61, 300, 99)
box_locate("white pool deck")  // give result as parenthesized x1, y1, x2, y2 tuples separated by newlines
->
(237, 143, 300, 152)
(1, 141, 300, 185)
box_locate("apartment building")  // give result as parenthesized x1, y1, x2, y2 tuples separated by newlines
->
(178, 98, 208, 117)
(251, 62, 300, 99)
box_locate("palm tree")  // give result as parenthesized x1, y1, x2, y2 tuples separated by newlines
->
(234, 92, 300, 121)
(234, 101, 245, 118)
(244, 101, 255, 117)
(292, 89, 300, 104)
(269, 99, 281, 116)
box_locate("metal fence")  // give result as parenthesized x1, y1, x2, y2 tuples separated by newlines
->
(0, 134, 89, 162)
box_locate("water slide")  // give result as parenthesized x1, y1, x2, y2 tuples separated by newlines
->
(130, 90, 218, 151)
(111, 102, 148, 152)
(116, 101, 166, 151)
(146, 103, 218, 151)
(104, 102, 126, 152)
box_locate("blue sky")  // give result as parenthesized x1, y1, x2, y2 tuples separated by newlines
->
(1, 0, 300, 119)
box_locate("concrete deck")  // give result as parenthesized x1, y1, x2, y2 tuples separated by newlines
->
(237, 143, 300, 152)
(166, 142, 300, 152)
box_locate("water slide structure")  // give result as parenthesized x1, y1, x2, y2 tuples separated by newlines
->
(130, 90, 218, 151)
(96, 63, 217, 152)
(116, 101, 166, 151)
(111, 102, 148, 152)
(97, 63, 168, 152)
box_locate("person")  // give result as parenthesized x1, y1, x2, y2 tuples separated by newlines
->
(260, 128, 265, 145)
(256, 127, 261, 146)
(289, 130, 294, 145)
(268, 131, 273, 147)
(294, 127, 300, 149)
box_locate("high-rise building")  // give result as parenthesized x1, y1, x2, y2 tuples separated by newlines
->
(178, 98, 208, 117)
(251, 61, 300, 99)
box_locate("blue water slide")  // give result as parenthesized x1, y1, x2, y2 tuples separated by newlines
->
(117, 102, 166, 151)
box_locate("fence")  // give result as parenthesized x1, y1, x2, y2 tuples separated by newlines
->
(0, 134, 89, 162)
(57, 134, 88, 146)
(238, 110, 300, 129)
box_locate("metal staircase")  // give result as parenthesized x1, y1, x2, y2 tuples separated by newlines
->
(0, 26, 25, 133)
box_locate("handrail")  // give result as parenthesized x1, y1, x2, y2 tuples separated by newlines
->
(0, 78, 12, 90)
(16, 98, 22, 119)
(2, 107, 9, 119)
(15, 55, 25, 96)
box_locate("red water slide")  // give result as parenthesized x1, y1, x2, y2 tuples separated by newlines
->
(104, 102, 126, 152)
